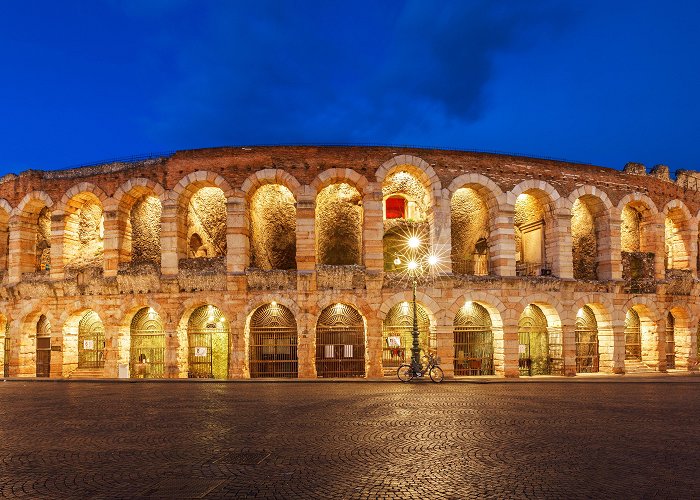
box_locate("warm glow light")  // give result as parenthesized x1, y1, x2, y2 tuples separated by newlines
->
(465, 301, 472, 307)
(408, 236, 421, 248)
(271, 301, 277, 306)
(393, 257, 401, 266)
(428, 255, 438, 266)
(408, 260, 418, 271)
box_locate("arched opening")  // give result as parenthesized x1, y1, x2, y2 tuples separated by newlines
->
(453, 302, 493, 376)
(187, 305, 228, 379)
(518, 304, 562, 375)
(621, 203, 656, 291)
(381, 302, 433, 372)
(514, 191, 552, 276)
(63, 193, 104, 270)
(130, 307, 165, 379)
(248, 302, 298, 378)
(625, 309, 642, 361)
(571, 196, 608, 280)
(17, 201, 52, 275)
(575, 306, 599, 373)
(118, 190, 162, 269)
(180, 186, 227, 260)
(666, 311, 676, 369)
(78, 310, 105, 369)
(382, 171, 430, 270)
(315, 303, 365, 378)
(451, 188, 489, 275)
(316, 183, 363, 265)
(665, 208, 690, 271)
(35, 315, 51, 377)
(1, 315, 8, 377)
(249, 184, 297, 270)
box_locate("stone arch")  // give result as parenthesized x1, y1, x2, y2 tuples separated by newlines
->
(56, 182, 109, 213)
(663, 199, 694, 271)
(12, 194, 54, 275)
(375, 154, 442, 203)
(315, 182, 363, 265)
(245, 301, 299, 379)
(0, 312, 9, 377)
(314, 301, 367, 378)
(61, 190, 105, 269)
(174, 172, 230, 260)
(16, 309, 45, 377)
(176, 302, 230, 379)
(378, 291, 441, 323)
(0, 200, 11, 273)
(572, 295, 615, 373)
(113, 179, 164, 268)
(60, 307, 106, 377)
(241, 168, 302, 201)
(247, 181, 297, 270)
(125, 305, 166, 379)
(510, 181, 561, 277)
(568, 187, 614, 280)
(618, 194, 661, 283)
(311, 168, 369, 197)
(665, 304, 692, 370)
(621, 297, 660, 371)
(516, 295, 564, 376)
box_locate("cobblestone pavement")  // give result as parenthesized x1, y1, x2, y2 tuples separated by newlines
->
(0, 380, 699, 499)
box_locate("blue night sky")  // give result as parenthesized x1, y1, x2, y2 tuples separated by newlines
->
(1, 1, 699, 174)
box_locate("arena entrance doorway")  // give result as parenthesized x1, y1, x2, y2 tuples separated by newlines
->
(249, 303, 298, 378)
(130, 307, 165, 378)
(316, 304, 365, 378)
(78, 310, 105, 369)
(187, 305, 228, 379)
(35, 315, 51, 377)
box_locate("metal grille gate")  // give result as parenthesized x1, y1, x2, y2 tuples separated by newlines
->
(453, 302, 493, 376)
(249, 303, 298, 378)
(316, 304, 365, 378)
(188, 305, 228, 379)
(130, 308, 165, 378)
(666, 313, 676, 369)
(518, 305, 563, 376)
(78, 310, 105, 369)
(35, 315, 51, 377)
(625, 309, 642, 360)
(381, 302, 431, 371)
(575, 306, 599, 373)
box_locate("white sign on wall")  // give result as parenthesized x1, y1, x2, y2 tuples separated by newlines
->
(386, 336, 401, 348)
(194, 347, 208, 357)
(518, 344, 527, 354)
(83, 340, 95, 350)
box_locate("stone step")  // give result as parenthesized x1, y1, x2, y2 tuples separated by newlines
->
(624, 359, 657, 373)
(69, 368, 105, 379)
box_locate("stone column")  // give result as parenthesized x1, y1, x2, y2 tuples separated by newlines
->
(366, 314, 383, 379)
(7, 217, 23, 284)
(362, 183, 384, 273)
(160, 196, 179, 276)
(552, 209, 573, 279)
(646, 213, 666, 280)
(226, 196, 247, 274)
(502, 323, 520, 378)
(16, 321, 36, 378)
(49, 212, 66, 280)
(228, 316, 247, 379)
(611, 318, 626, 374)
(295, 187, 316, 272)
(164, 323, 181, 379)
(601, 207, 622, 280)
(491, 201, 516, 277)
(102, 209, 119, 278)
(296, 313, 316, 378)
(435, 324, 454, 379)
(687, 222, 698, 277)
(103, 322, 120, 378)
(432, 191, 451, 259)
(561, 321, 577, 376)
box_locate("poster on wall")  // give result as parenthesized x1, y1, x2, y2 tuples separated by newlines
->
(386, 336, 401, 348)
(194, 347, 208, 357)
(83, 340, 95, 350)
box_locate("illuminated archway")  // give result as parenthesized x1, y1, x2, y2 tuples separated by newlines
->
(381, 302, 432, 371)
(35, 315, 51, 377)
(248, 302, 298, 378)
(187, 305, 229, 379)
(575, 306, 599, 373)
(315, 303, 365, 378)
(129, 307, 165, 378)
(453, 302, 493, 376)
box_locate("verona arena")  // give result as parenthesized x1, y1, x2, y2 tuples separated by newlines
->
(1, 145, 699, 379)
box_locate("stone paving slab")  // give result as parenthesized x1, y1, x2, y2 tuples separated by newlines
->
(0, 381, 699, 498)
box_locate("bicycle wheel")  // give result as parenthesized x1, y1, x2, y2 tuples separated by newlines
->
(429, 366, 444, 383)
(397, 364, 414, 382)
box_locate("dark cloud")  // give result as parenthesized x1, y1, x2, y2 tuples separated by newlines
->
(145, 0, 575, 147)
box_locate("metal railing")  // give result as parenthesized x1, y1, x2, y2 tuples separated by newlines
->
(451, 256, 489, 276)
(515, 261, 552, 277)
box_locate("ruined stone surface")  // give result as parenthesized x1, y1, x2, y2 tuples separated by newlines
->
(250, 184, 296, 270)
(130, 195, 161, 264)
(571, 198, 597, 280)
(621, 205, 642, 252)
(451, 187, 489, 265)
(187, 187, 226, 258)
(316, 183, 362, 265)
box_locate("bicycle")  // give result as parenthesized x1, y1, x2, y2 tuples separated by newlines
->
(397, 353, 444, 383)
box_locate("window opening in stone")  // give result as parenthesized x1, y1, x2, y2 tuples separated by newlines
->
(624, 309, 642, 361)
(453, 302, 493, 376)
(36, 315, 51, 378)
(666, 312, 676, 370)
(571, 199, 598, 280)
(249, 303, 298, 378)
(316, 303, 365, 378)
(77, 310, 105, 369)
(127, 195, 162, 266)
(130, 307, 165, 379)
(250, 184, 296, 270)
(36, 207, 51, 271)
(575, 306, 599, 373)
(64, 194, 104, 270)
(316, 183, 363, 266)
(451, 187, 489, 276)
(186, 187, 227, 259)
(187, 305, 228, 379)
(381, 302, 432, 373)
(621, 204, 655, 293)
(514, 193, 548, 276)
(665, 212, 689, 271)
(385, 195, 407, 219)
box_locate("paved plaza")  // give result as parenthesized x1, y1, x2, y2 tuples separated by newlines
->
(0, 379, 699, 499)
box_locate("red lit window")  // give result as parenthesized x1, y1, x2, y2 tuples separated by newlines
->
(385, 196, 406, 219)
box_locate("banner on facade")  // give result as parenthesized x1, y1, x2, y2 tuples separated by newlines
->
(386, 336, 401, 348)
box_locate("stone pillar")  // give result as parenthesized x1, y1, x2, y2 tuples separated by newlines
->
(226, 196, 247, 274)
(7, 217, 22, 284)
(366, 315, 383, 379)
(50, 212, 66, 280)
(611, 318, 626, 374)
(16, 322, 36, 378)
(296, 313, 316, 378)
(643, 314, 664, 372)
(491, 201, 516, 277)
(433, 191, 452, 258)
(561, 322, 577, 376)
(552, 209, 573, 279)
(646, 214, 666, 280)
(363, 183, 384, 273)
(164, 324, 181, 379)
(601, 207, 622, 280)
(296, 187, 316, 272)
(503, 324, 520, 378)
(228, 315, 247, 379)
(689, 320, 699, 371)
(688, 221, 698, 277)
(103, 323, 120, 378)
(102, 209, 119, 278)
(435, 324, 454, 379)
(160, 196, 179, 276)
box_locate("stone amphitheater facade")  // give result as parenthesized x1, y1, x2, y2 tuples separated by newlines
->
(1, 146, 699, 380)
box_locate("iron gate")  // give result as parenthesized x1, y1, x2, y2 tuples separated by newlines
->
(453, 302, 493, 376)
(249, 303, 298, 378)
(518, 305, 548, 375)
(381, 302, 432, 371)
(625, 309, 642, 360)
(35, 315, 51, 377)
(316, 304, 365, 378)
(130, 308, 165, 378)
(188, 305, 228, 379)
(78, 310, 105, 369)
(575, 306, 599, 373)
(666, 313, 675, 369)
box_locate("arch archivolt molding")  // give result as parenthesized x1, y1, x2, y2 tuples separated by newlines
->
(620, 296, 660, 323)
(13, 191, 54, 217)
(56, 182, 109, 214)
(447, 173, 503, 214)
(241, 168, 301, 201)
(377, 291, 442, 324)
(239, 296, 302, 326)
(310, 168, 369, 196)
(111, 178, 166, 210)
(567, 186, 613, 211)
(172, 170, 235, 199)
(445, 291, 506, 327)
(376, 155, 442, 204)
(616, 192, 659, 215)
(315, 295, 374, 326)
(513, 293, 565, 325)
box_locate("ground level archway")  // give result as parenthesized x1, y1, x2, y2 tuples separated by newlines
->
(78, 310, 105, 369)
(187, 305, 229, 379)
(130, 307, 165, 379)
(249, 302, 298, 378)
(381, 302, 432, 372)
(453, 302, 493, 376)
(315, 303, 365, 378)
